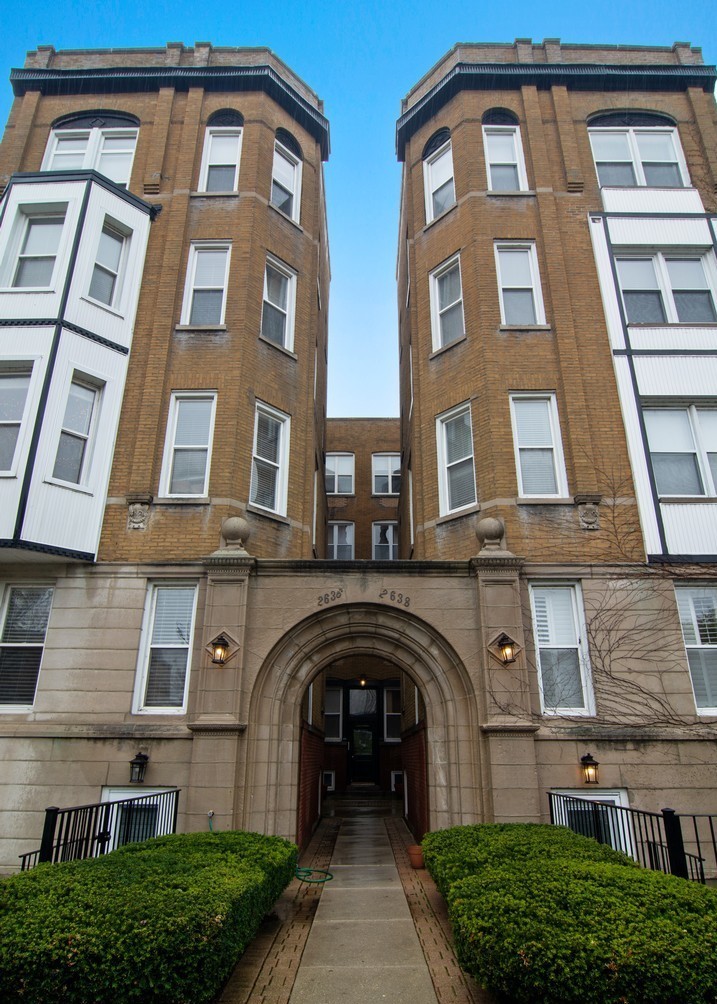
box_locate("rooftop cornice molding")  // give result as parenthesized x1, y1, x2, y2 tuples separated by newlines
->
(10, 64, 330, 160)
(396, 61, 717, 160)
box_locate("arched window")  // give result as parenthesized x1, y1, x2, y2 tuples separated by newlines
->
(199, 110, 244, 192)
(423, 128, 455, 223)
(271, 129, 303, 222)
(588, 110, 688, 188)
(482, 108, 528, 191)
(42, 111, 139, 188)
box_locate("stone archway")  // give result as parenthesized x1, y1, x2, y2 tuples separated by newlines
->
(241, 602, 481, 842)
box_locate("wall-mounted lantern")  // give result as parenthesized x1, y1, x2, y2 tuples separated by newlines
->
(129, 751, 149, 784)
(580, 753, 600, 785)
(211, 634, 230, 665)
(495, 633, 517, 665)
(359, 676, 367, 687)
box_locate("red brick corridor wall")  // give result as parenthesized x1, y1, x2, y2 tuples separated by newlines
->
(297, 725, 324, 850)
(402, 723, 428, 840)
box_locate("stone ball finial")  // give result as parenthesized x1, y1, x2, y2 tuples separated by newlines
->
(476, 516, 505, 552)
(222, 516, 251, 551)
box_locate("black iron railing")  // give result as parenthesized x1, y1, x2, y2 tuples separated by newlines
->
(548, 792, 715, 883)
(19, 789, 180, 871)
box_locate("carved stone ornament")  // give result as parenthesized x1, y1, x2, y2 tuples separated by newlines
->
(574, 494, 602, 531)
(126, 494, 153, 531)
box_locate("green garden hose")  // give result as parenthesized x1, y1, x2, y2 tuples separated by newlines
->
(295, 867, 333, 883)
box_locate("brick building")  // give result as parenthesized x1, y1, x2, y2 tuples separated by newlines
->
(0, 39, 716, 871)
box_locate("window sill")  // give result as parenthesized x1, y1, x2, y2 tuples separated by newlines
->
(190, 191, 240, 198)
(658, 496, 717, 504)
(175, 324, 227, 333)
(499, 324, 551, 332)
(268, 202, 304, 232)
(436, 502, 480, 525)
(518, 496, 573, 505)
(44, 477, 94, 497)
(246, 503, 290, 525)
(80, 295, 125, 319)
(154, 496, 211, 505)
(422, 201, 457, 232)
(0, 286, 56, 294)
(627, 322, 717, 329)
(430, 334, 467, 358)
(486, 189, 535, 197)
(328, 493, 355, 499)
(371, 493, 399, 499)
(259, 335, 297, 360)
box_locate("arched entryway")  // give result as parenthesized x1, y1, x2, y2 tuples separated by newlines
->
(242, 603, 480, 846)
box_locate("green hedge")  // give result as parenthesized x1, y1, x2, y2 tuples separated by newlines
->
(0, 830, 297, 1004)
(423, 824, 717, 1004)
(422, 823, 634, 898)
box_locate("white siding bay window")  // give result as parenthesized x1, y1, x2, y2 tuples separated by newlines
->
(250, 403, 290, 515)
(510, 395, 568, 497)
(616, 254, 717, 325)
(134, 584, 198, 713)
(643, 407, 717, 498)
(51, 376, 101, 487)
(530, 584, 594, 716)
(0, 585, 53, 708)
(676, 586, 717, 713)
(436, 403, 476, 515)
(87, 221, 128, 308)
(0, 368, 32, 474)
(11, 213, 65, 289)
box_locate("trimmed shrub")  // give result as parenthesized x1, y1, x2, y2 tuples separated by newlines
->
(423, 823, 634, 898)
(0, 830, 297, 1004)
(448, 859, 717, 1004)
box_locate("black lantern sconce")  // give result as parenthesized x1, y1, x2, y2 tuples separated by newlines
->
(580, 753, 600, 785)
(211, 634, 230, 665)
(495, 633, 517, 665)
(129, 751, 149, 784)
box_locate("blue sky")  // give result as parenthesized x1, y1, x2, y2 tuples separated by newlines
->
(0, 1, 715, 416)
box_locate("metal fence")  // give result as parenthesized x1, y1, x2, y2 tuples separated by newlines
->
(19, 789, 180, 870)
(548, 792, 716, 883)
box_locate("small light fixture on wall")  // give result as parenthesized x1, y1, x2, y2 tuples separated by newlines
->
(580, 753, 600, 785)
(359, 676, 367, 687)
(211, 634, 230, 665)
(129, 751, 149, 784)
(495, 633, 517, 665)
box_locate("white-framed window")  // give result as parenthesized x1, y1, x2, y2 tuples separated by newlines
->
(529, 583, 594, 716)
(372, 522, 398, 560)
(495, 243, 546, 326)
(101, 787, 178, 848)
(615, 254, 717, 325)
(250, 402, 290, 515)
(588, 127, 689, 189)
(430, 254, 465, 350)
(510, 394, 569, 497)
(483, 125, 528, 191)
(328, 522, 354, 559)
(133, 583, 198, 713)
(160, 392, 217, 498)
(551, 789, 633, 855)
(322, 770, 336, 791)
(261, 256, 297, 350)
(52, 375, 102, 486)
(436, 402, 476, 515)
(180, 243, 231, 326)
(324, 687, 342, 740)
(0, 365, 33, 474)
(199, 127, 243, 192)
(88, 219, 130, 308)
(676, 586, 717, 713)
(423, 137, 455, 223)
(325, 453, 354, 494)
(271, 140, 302, 222)
(372, 453, 401, 495)
(384, 687, 401, 740)
(43, 125, 138, 188)
(643, 406, 717, 497)
(11, 212, 66, 289)
(0, 585, 53, 708)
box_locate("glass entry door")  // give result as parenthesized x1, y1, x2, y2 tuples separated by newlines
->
(348, 688, 379, 783)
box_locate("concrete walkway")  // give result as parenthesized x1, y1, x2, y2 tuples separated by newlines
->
(288, 815, 438, 1003)
(218, 809, 492, 1004)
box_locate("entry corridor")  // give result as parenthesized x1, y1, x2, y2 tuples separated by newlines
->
(288, 815, 438, 1004)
